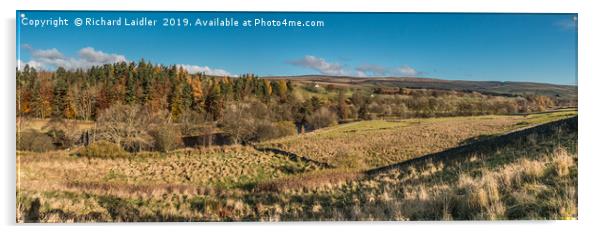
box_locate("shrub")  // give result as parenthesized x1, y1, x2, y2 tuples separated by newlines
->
(17, 130, 55, 152)
(151, 125, 182, 152)
(274, 121, 297, 137)
(178, 111, 209, 136)
(222, 101, 296, 143)
(79, 140, 128, 158)
(255, 121, 297, 142)
(42, 117, 78, 149)
(46, 129, 73, 149)
(222, 102, 263, 144)
(306, 107, 337, 130)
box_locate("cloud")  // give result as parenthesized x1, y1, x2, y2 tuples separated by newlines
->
(394, 65, 419, 77)
(355, 64, 387, 76)
(289, 55, 422, 77)
(18, 59, 44, 70)
(19, 45, 235, 76)
(78, 47, 127, 64)
(31, 48, 64, 60)
(178, 64, 235, 77)
(555, 16, 577, 30)
(289, 55, 345, 76)
(19, 45, 127, 70)
(357, 64, 420, 77)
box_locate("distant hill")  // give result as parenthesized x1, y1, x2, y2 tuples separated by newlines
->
(263, 75, 577, 101)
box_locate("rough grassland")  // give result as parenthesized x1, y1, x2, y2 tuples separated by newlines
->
(17, 146, 321, 206)
(16, 112, 576, 222)
(16, 116, 577, 222)
(17, 118, 95, 132)
(260, 110, 576, 169)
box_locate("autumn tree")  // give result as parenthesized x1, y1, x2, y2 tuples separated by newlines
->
(31, 75, 53, 119)
(221, 76, 233, 101)
(205, 80, 224, 121)
(275, 80, 288, 102)
(169, 81, 186, 119)
(17, 65, 39, 117)
(336, 90, 349, 120)
(187, 75, 204, 112)
(63, 85, 77, 119)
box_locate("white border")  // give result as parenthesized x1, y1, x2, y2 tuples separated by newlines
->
(2, 0, 601, 233)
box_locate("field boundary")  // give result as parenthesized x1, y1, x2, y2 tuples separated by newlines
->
(365, 116, 578, 176)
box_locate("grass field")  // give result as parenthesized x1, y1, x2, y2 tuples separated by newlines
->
(274, 121, 578, 220)
(266, 75, 578, 102)
(17, 145, 328, 222)
(260, 110, 576, 169)
(17, 118, 95, 132)
(16, 111, 577, 222)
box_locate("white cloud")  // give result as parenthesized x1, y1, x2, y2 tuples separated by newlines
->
(355, 71, 367, 77)
(356, 64, 388, 76)
(78, 47, 127, 64)
(289, 55, 422, 77)
(17, 59, 44, 70)
(31, 48, 64, 60)
(20, 46, 128, 70)
(178, 64, 235, 77)
(355, 64, 420, 77)
(289, 55, 346, 76)
(394, 65, 419, 77)
(19, 46, 234, 77)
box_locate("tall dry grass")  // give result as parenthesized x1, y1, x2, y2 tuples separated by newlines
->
(260, 115, 559, 168)
(16, 116, 577, 222)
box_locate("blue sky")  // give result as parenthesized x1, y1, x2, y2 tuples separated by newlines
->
(17, 11, 577, 85)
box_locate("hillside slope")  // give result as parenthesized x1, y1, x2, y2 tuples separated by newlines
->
(258, 117, 578, 220)
(260, 111, 576, 169)
(264, 75, 577, 101)
(17, 117, 577, 221)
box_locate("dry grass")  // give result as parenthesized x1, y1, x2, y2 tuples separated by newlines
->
(255, 169, 363, 192)
(261, 112, 575, 168)
(16, 114, 577, 222)
(17, 145, 323, 199)
(17, 118, 95, 132)
(265, 125, 577, 221)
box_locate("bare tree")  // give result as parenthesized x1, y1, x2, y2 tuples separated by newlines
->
(306, 107, 337, 130)
(95, 104, 157, 152)
(75, 86, 97, 121)
(220, 100, 273, 144)
(221, 102, 257, 144)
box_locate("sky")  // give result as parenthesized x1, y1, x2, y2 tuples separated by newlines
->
(16, 11, 577, 85)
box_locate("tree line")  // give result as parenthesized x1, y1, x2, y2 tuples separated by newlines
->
(16, 60, 565, 153)
(16, 61, 294, 122)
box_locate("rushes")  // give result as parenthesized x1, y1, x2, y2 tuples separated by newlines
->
(19, 146, 322, 194)
(551, 148, 574, 177)
(456, 173, 505, 219)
